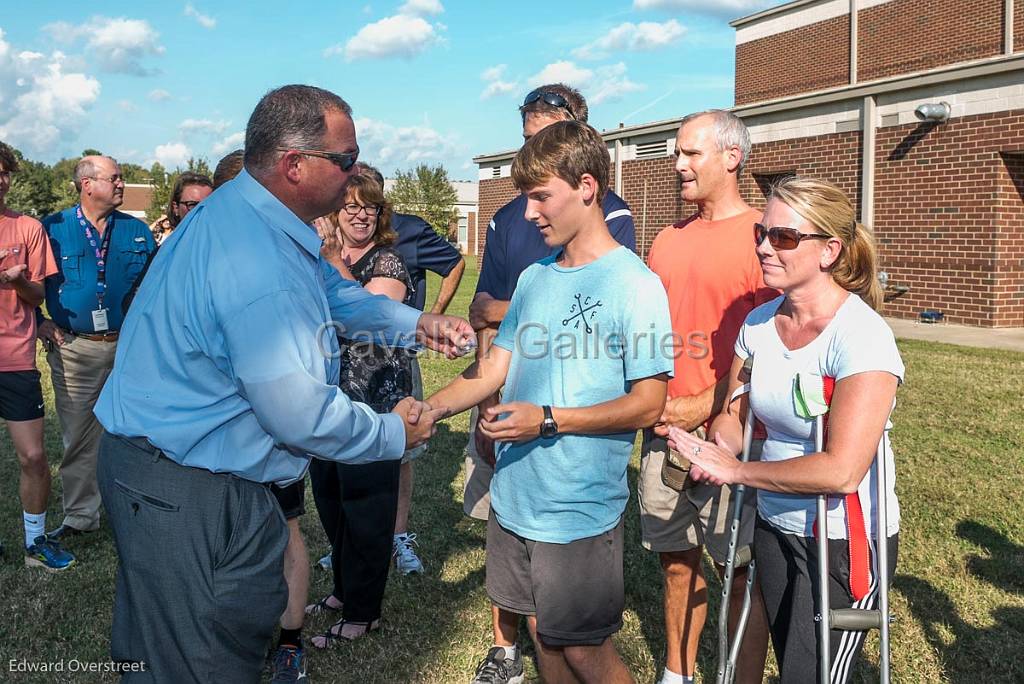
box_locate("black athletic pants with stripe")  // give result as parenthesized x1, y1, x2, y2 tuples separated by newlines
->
(754, 515, 899, 684)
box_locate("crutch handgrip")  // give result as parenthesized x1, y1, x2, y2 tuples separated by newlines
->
(733, 545, 752, 568)
(830, 608, 884, 631)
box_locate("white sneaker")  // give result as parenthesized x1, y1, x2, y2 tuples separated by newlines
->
(393, 533, 424, 574)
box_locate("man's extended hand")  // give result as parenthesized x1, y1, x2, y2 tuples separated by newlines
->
(416, 313, 475, 359)
(478, 402, 544, 444)
(37, 318, 66, 349)
(392, 397, 448, 450)
(657, 395, 709, 434)
(468, 295, 509, 332)
(0, 262, 28, 284)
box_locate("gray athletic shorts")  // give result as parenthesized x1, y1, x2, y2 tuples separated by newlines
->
(485, 513, 624, 647)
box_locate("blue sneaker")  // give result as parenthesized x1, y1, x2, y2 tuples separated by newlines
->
(25, 535, 76, 572)
(270, 645, 307, 683)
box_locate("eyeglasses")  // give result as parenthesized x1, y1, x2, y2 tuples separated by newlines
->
(522, 89, 576, 120)
(277, 146, 360, 172)
(341, 203, 381, 217)
(176, 200, 201, 211)
(86, 175, 124, 185)
(754, 223, 833, 250)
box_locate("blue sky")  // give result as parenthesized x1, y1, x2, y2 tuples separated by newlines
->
(0, 0, 785, 180)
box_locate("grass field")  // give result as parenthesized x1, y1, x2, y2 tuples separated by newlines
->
(1, 261, 1022, 683)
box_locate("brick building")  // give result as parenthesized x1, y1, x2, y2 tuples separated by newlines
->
(473, 0, 1024, 327)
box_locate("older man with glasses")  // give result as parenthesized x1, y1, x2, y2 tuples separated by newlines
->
(37, 155, 157, 545)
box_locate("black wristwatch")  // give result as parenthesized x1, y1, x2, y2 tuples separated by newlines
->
(540, 405, 558, 438)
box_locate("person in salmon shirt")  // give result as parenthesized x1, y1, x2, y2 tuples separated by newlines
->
(642, 110, 775, 684)
(0, 141, 75, 571)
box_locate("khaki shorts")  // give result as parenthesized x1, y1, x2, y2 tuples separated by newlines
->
(463, 406, 493, 521)
(637, 428, 762, 564)
(402, 358, 427, 464)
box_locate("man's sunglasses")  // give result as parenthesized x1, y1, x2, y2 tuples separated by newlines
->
(277, 146, 360, 172)
(754, 223, 832, 250)
(522, 89, 576, 120)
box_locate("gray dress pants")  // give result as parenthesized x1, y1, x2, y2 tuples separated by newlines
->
(98, 431, 288, 683)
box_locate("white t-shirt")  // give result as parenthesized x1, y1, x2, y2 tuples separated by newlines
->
(735, 293, 904, 539)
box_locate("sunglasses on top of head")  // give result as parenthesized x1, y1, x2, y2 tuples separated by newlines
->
(754, 223, 833, 250)
(276, 146, 360, 172)
(522, 89, 576, 120)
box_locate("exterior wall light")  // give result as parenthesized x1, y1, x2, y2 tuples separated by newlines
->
(914, 102, 951, 123)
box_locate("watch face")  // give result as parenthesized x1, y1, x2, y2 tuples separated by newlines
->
(541, 420, 557, 438)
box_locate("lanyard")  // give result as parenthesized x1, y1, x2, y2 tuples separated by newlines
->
(76, 205, 114, 308)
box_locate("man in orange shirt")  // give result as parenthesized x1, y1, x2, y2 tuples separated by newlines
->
(642, 111, 773, 684)
(0, 141, 75, 571)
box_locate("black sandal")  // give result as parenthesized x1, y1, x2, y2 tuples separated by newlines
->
(310, 618, 381, 649)
(304, 595, 343, 617)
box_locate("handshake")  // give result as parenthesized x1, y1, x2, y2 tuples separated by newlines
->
(392, 397, 449, 450)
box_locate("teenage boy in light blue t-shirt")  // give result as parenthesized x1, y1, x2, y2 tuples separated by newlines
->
(429, 120, 672, 684)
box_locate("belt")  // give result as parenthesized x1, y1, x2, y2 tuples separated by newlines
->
(67, 329, 119, 342)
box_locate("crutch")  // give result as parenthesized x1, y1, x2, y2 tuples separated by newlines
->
(804, 373, 892, 684)
(716, 357, 757, 684)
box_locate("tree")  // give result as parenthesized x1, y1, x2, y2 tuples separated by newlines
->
(386, 164, 459, 239)
(147, 157, 213, 222)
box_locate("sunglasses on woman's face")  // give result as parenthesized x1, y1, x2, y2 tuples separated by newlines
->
(754, 223, 832, 250)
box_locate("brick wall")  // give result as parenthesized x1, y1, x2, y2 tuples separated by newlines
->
(874, 109, 1024, 326)
(858, 0, 1003, 82)
(735, 15, 850, 105)
(741, 131, 863, 212)
(466, 211, 477, 256)
(475, 176, 517, 269)
(1016, 0, 1024, 53)
(993, 153, 1024, 326)
(618, 157, 687, 257)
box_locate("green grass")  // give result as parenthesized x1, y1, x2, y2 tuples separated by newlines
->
(1, 261, 1022, 682)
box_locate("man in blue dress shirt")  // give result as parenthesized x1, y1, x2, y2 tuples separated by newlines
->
(93, 85, 470, 683)
(37, 155, 157, 542)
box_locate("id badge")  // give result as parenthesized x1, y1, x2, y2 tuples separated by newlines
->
(92, 308, 109, 332)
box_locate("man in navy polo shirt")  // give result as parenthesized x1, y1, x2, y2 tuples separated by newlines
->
(37, 155, 156, 539)
(352, 162, 467, 576)
(466, 83, 636, 684)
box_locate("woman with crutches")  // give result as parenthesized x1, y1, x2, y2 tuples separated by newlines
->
(670, 176, 903, 684)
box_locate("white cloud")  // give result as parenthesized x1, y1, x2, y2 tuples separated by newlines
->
(338, 14, 442, 61)
(211, 131, 245, 157)
(480, 80, 517, 99)
(479, 64, 518, 100)
(354, 117, 462, 169)
(633, 0, 774, 17)
(178, 118, 230, 137)
(526, 61, 644, 105)
(153, 142, 191, 169)
(399, 0, 444, 16)
(322, 44, 345, 58)
(45, 16, 164, 76)
(0, 29, 101, 158)
(481, 64, 506, 82)
(117, 99, 136, 111)
(184, 3, 217, 29)
(573, 20, 686, 60)
(148, 88, 171, 101)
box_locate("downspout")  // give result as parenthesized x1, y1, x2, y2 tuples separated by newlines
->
(614, 122, 624, 197)
(1006, 0, 1015, 54)
(860, 95, 876, 227)
(850, 0, 859, 84)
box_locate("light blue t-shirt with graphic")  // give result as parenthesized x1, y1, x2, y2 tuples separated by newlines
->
(491, 246, 673, 544)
